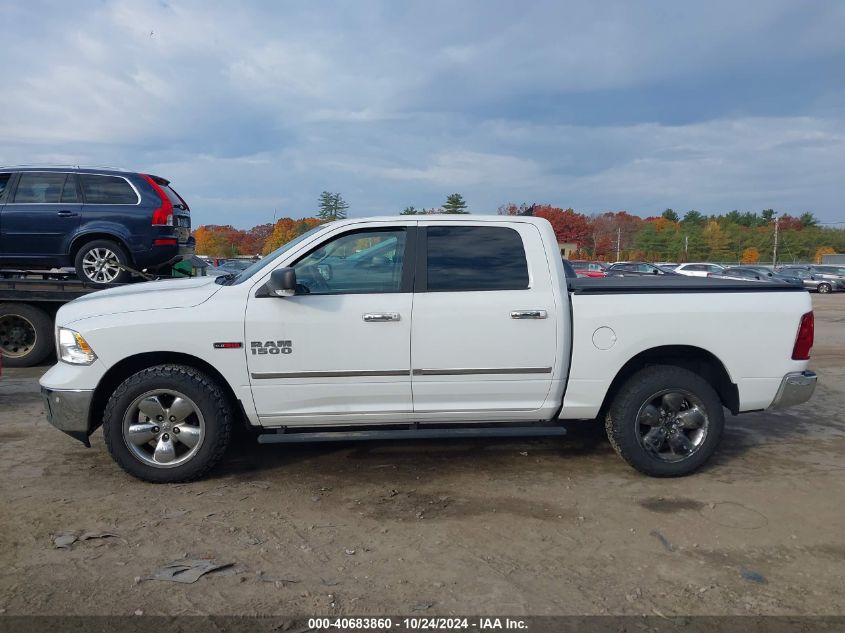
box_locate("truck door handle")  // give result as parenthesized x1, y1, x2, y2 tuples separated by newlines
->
(56, 210, 78, 217)
(511, 310, 547, 319)
(362, 312, 401, 322)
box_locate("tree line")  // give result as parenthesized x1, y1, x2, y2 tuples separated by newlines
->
(193, 192, 844, 264)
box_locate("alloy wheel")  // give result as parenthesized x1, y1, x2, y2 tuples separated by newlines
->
(635, 389, 709, 462)
(122, 390, 206, 468)
(81, 247, 123, 283)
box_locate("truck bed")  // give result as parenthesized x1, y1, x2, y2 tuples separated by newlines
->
(567, 276, 807, 294)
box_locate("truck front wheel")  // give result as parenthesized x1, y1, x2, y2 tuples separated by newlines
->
(604, 365, 724, 477)
(102, 365, 233, 483)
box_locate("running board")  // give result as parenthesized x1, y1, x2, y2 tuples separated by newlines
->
(257, 425, 567, 444)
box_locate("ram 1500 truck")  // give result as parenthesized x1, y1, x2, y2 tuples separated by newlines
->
(39, 215, 817, 482)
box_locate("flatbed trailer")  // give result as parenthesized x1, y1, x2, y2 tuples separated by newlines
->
(0, 271, 123, 367)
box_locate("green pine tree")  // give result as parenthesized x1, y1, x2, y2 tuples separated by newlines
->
(317, 191, 349, 221)
(661, 208, 679, 222)
(443, 193, 469, 214)
(400, 206, 420, 215)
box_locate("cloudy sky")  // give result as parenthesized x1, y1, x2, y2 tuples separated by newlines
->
(2, 0, 844, 226)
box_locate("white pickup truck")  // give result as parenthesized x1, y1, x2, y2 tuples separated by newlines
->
(40, 215, 817, 482)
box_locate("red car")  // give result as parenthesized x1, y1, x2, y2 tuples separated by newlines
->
(570, 260, 608, 278)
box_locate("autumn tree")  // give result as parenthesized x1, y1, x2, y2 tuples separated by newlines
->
(239, 223, 274, 255)
(531, 205, 591, 246)
(443, 193, 469, 214)
(261, 217, 323, 254)
(815, 246, 836, 264)
(740, 247, 761, 264)
(193, 225, 243, 257)
(590, 211, 642, 260)
(317, 191, 349, 221)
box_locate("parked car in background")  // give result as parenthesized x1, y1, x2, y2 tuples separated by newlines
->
(216, 259, 254, 274)
(0, 166, 193, 285)
(675, 263, 726, 277)
(813, 265, 845, 278)
(713, 267, 802, 285)
(777, 266, 838, 293)
(569, 260, 607, 278)
(605, 262, 678, 277)
(655, 262, 679, 269)
(806, 266, 845, 290)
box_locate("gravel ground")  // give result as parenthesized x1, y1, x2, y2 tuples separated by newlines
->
(0, 294, 843, 617)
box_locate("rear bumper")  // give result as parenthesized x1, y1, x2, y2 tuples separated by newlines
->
(41, 387, 94, 446)
(768, 371, 817, 410)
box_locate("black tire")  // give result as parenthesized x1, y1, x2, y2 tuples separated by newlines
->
(74, 239, 131, 285)
(605, 365, 725, 477)
(102, 365, 233, 483)
(0, 302, 54, 367)
(817, 283, 831, 294)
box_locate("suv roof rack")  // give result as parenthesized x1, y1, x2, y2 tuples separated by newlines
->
(0, 164, 130, 172)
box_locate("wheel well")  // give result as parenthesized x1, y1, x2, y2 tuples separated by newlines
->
(597, 345, 739, 418)
(89, 352, 249, 435)
(70, 233, 132, 263)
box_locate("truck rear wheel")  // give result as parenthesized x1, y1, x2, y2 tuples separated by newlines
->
(0, 303, 54, 367)
(102, 365, 233, 483)
(604, 365, 724, 477)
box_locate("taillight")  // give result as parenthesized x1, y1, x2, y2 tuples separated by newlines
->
(792, 311, 814, 360)
(142, 175, 174, 226)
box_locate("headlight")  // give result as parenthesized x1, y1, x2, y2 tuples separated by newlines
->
(57, 328, 97, 365)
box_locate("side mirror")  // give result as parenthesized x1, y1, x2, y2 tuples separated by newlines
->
(267, 267, 297, 297)
(652, 269, 659, 274)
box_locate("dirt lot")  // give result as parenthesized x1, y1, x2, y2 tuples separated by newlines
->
(1, 295, 844, 617)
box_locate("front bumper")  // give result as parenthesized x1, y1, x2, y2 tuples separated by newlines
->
(769, 371, 817, 410)
(41, 387, 94, 447)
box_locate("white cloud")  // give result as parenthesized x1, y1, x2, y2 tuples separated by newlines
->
(1, 0, 843, 224)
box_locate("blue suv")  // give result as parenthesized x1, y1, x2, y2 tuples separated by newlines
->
(0, 166, 193, 284)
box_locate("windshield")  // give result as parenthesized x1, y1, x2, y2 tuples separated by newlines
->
(222, 226, 326, 285)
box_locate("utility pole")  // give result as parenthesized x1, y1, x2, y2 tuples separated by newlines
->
(616, 227, 621, 261)
(772, 215, 779, 267)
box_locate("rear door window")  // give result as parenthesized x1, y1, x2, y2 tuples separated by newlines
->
(424, 226, 529, 291)
(79, 174, 139, 204)
(13, 172, 67, 203)
(0, 173, 11, 199)
(60, 174, 81, 203)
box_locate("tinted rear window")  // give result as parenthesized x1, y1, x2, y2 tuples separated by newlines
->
(161, 184, 188, 210)
(425, 226, 529, 291)
(80, 174, 139, 204)
(0, 174, 10, 198)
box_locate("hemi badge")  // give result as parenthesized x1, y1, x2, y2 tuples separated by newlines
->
(213, 342, 243, 349)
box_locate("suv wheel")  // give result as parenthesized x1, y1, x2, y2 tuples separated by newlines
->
(74, 239, 131, 285)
